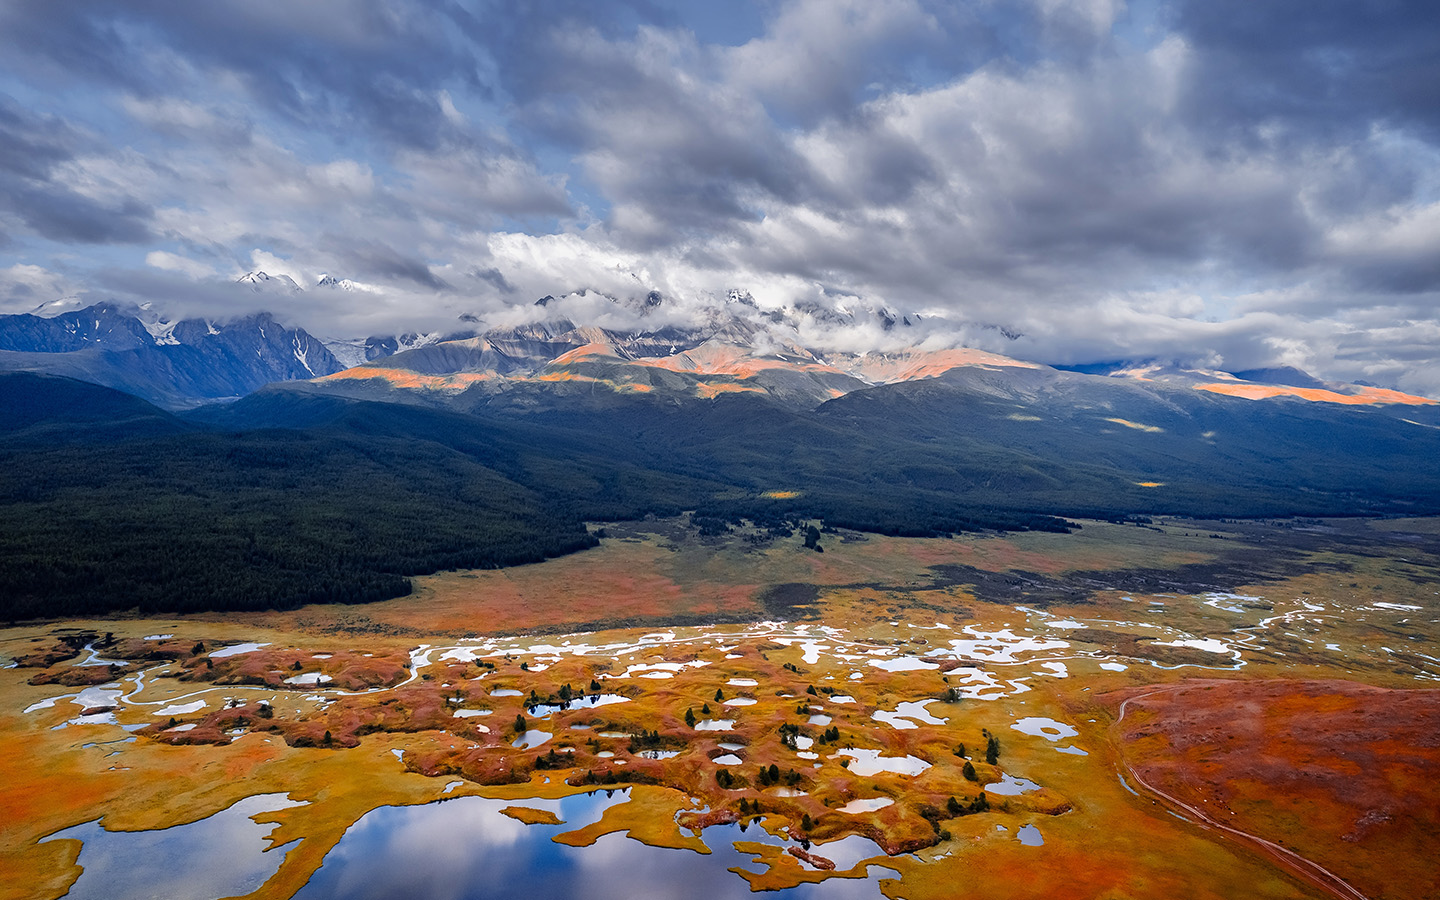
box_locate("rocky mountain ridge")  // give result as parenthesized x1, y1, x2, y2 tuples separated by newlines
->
(3, 278, 1436, 413)
(0, 299, 344, 407)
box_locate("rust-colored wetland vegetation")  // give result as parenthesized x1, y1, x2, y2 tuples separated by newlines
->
(3, 516, 1438, 900)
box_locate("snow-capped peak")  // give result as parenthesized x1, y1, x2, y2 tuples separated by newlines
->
(236, 271, 303, 293)
(315, 274, 360, 291)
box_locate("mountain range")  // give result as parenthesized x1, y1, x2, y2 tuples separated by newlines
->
(3, 278, 1439, 620)
(0, 298, 344, 408)
(5, 276, 1435, 416)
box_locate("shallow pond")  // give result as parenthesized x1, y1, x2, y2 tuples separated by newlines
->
(285, 673, 333, 686)
(41, 793, 301, 900)
(985, 773, 1041, 796)
(867, 657, 938, 673)
(1016, 824, 1045, 846)
(42, 788, 898, 900)
(155, 699, 209, 717)
(527, 694, 630, 716)
(208, 642, 270, 659)
(871, 700, 947, 730)
(512, 730, 553, 750)
(834, 749, 929, 777)
(837, 797, 893, 814)
(1010, 717, 1078, 742)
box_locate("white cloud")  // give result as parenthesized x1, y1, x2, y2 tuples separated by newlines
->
(307, 159, 375, 197)
(120, 95, 220, 133)
(246, 249, 310, 286)
(145, 251, 216, 279)
(0, 264, 80, 313)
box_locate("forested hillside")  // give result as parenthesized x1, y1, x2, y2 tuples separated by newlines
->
(5, 369, 1440, 622)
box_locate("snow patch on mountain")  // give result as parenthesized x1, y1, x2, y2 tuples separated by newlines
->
(293, 336, 317, 376)
(133, 303, 180, 346)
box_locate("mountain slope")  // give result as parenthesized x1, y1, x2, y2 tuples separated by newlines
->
(809, 367, 1440, 515)
(0, 377, 739, 621)
(8, 355, 1440, 622)
(0, 305, 344, 407)
(0, 372, 190, 444)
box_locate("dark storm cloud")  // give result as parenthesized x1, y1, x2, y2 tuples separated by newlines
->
(0, 94, 155, 244)
(1163, 0, 1440, 294)
(329, 238, 453, 292)
(468, 266, 515, 294)
(2, 184, 153, 245)
(455, 0, 675, 101)
(1174, 0, 1440, 142)
(0, 97, 80, 180)
(1344, 248, 1440, 296)
(0, 0, 484, 152)
(502, 21, 817, 245)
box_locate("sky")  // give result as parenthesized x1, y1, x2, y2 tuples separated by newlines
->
(1, 0, 1438, 393)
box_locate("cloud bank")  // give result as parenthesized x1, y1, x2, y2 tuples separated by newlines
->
(0, 0, 1438, 393)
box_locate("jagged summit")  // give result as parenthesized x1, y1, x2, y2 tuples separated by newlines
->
(316, 274, 362, 291)
(236, 271, 303, 293)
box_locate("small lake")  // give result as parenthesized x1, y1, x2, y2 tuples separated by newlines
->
(1016, 824, 1045, 846)
(512, 730, 553, 749)
(41, 793, 301, 899)
(527, 694, 630, 716)
(1010, 717, 1078, 742)
(985, 773, 1041, 795)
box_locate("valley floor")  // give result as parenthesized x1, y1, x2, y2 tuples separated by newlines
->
(2, 517, 1437, 900)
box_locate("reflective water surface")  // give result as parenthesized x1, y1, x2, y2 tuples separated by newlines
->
(293, 791, 898, 900)
(42, 793, 301, 900)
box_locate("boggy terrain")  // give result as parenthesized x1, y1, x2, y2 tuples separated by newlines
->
(2, 516, 1438, 900)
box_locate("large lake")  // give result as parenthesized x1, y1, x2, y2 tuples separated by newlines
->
(50, 789, 898, 900)
(294, 790, 897, 900)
